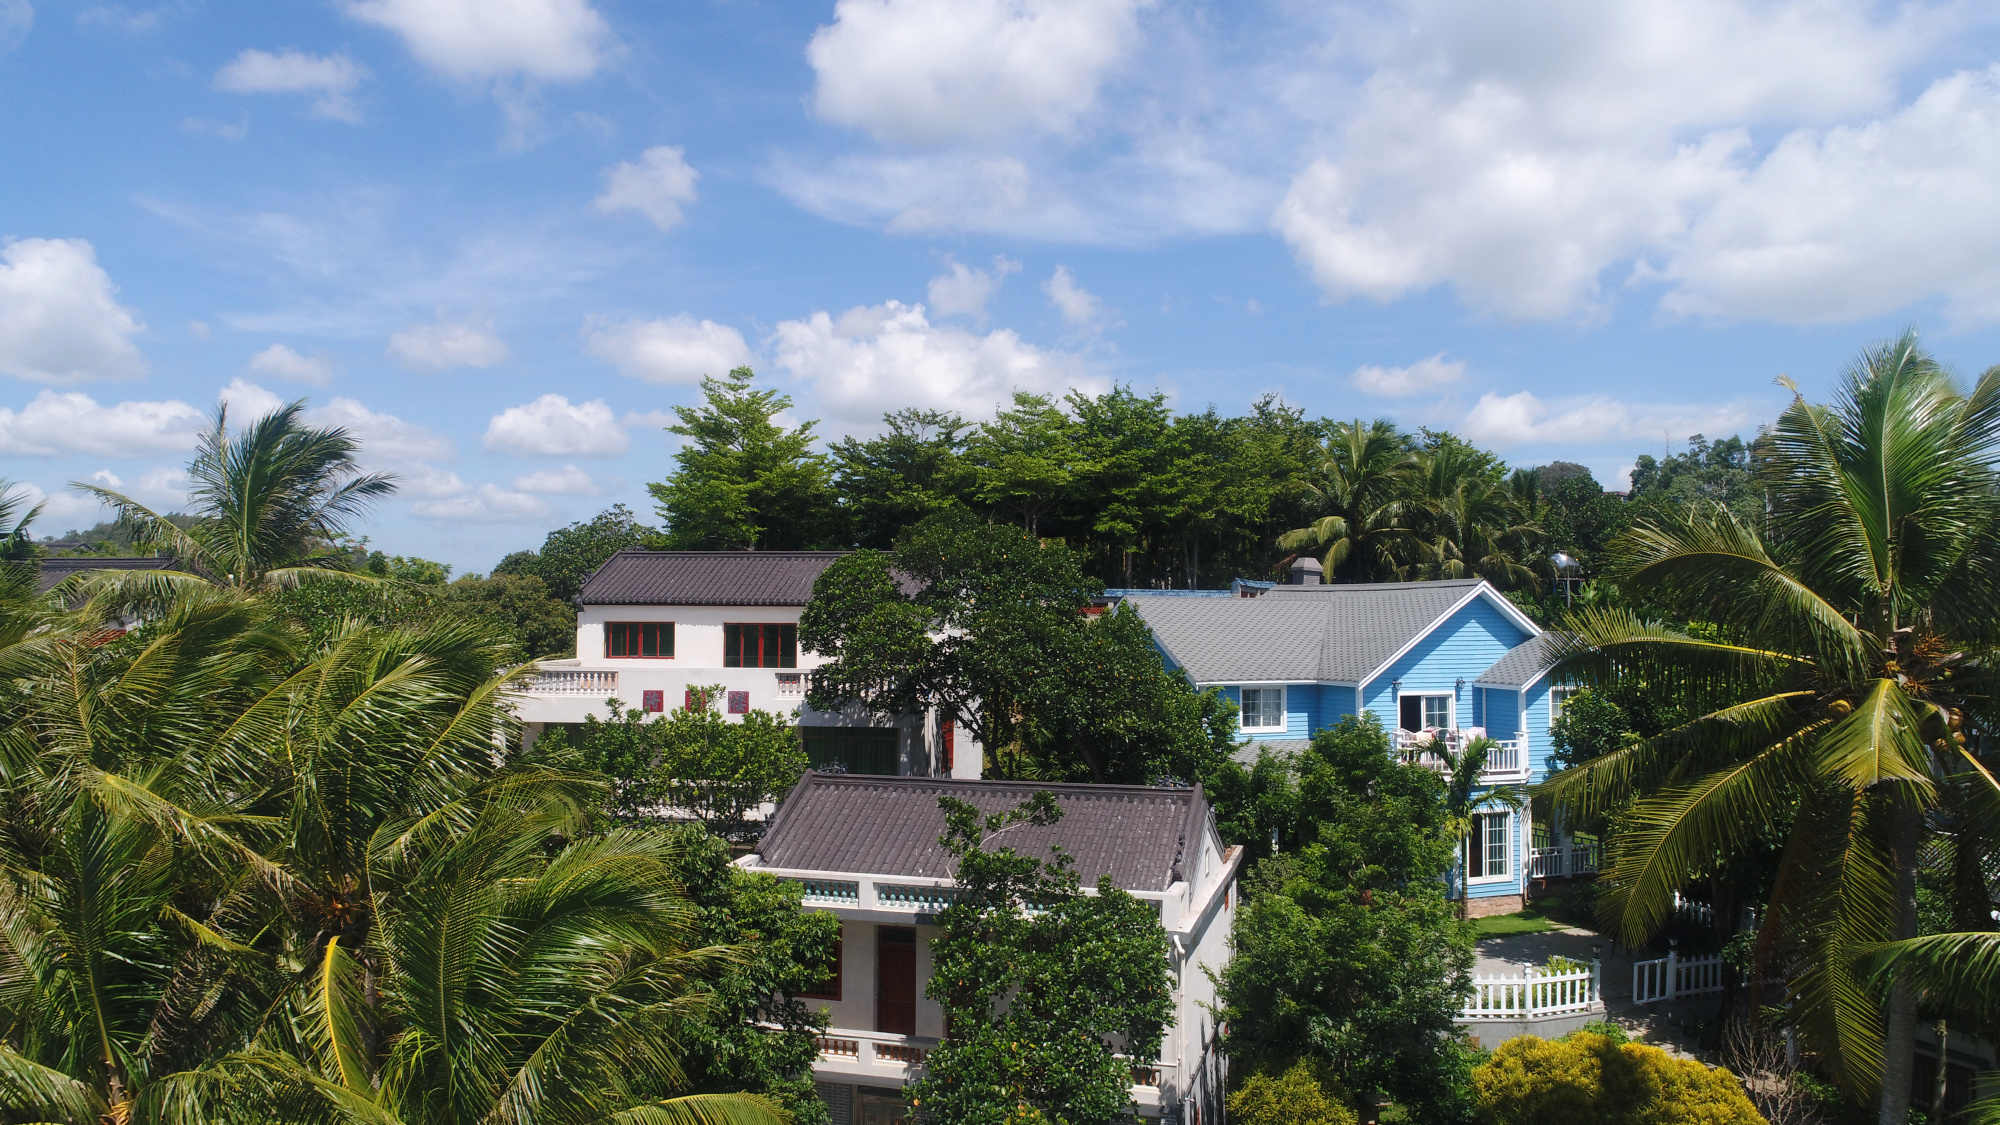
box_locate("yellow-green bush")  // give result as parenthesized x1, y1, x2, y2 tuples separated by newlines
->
(1473, 1032, 1764, 1125)
(1228, 1058, 1360, 1125)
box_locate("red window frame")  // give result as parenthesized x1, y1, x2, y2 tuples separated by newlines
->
(941, 718, 955, 773)
(723, 622, 797, 668)
(800, 927, 842, 1000)
(604, 621, 674, 659)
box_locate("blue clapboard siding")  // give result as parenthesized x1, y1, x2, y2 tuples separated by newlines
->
(1523, 680, 1554, 782)
(1218, 683, 1319, 741)
(1358, 597, 1533, 730)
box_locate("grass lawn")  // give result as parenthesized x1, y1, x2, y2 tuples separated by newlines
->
(1471, 907, 1565, 938)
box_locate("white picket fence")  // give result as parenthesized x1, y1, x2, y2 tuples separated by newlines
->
(1631, 951, 1728, 1004)
(1529, 843, 1600, 878)
(1461, 962, 1602, 1020)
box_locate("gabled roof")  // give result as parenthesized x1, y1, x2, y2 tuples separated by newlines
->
(577, 550, 848, 606)
(1129, 578, 1530, 685)
(1474, 632, 1562, 688)
(35, 556, 179, 595)
(754, 772, 1209, 893)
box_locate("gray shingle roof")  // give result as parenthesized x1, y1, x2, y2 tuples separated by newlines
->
(1127, 578, 1488, 684)
(577, 550, 848, 606)
(34, 556, 179, 595)
(754, 773, 1208, 892)
(1474, 632, 1560, 687)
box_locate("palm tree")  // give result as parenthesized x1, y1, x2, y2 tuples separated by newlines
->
(73, 400, 396, 593)
(0, 479, 43, 563)
(1416, 734, 1524, 911)
(1279, 419, 1417, 582)
(1537, 333, 2000, 1122)
(1399, 445, 1541, 589)
(1859, 928, 2000, 1125)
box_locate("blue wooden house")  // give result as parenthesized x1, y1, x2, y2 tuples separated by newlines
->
(1121, 570, 1584, 915)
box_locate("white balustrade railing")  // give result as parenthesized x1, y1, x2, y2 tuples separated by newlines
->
(1529, 843, 1600, 878)
(1460, 962, 1602, 1020)
(814, 1030, 940, 1071)
(526, 669, 619, 695)
(1396, 729, 1530, 780)
(775, 671, 810, 699)
(1632, 951, 1727, 1004)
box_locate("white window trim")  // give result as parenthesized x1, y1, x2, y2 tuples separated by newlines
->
(1466, 811, 1514, 883)
(1549, 685, 1579, 728)
(1238, 685, 1287, 732)
(1396, 690, 1455, 731)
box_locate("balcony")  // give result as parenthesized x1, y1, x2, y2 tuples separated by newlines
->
(1395, 727, 1529, 784)
(814, 1030, 940, 1080)
(525, 668, 619, 695)
(775, 671, 810, 700)
(1528, 842, 1600, 879)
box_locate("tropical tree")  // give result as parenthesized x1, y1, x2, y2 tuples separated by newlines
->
(647, 367, 840, 551)
(1279, 419, 1418, 582)
(0, 479, 42, 563)
(1399, 442, 1540, 589)
(74, 400, 396, 592)
(1537, 333, 2000, 1122)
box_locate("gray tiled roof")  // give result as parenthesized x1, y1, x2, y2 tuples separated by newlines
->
(1232, 738, 1311, 766)
(1474, 632, 1560, 687)
(35, 556, 179, 595)
(577, 550, 848, 606)
(1127, 578, 1487, 684)
(754, 773, 1208, 892)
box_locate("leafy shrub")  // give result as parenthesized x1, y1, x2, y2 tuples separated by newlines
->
(1473, 1032, 1765, 1125)
(1228, 1059, 1360, 1125)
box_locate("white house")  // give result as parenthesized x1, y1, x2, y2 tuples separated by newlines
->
(737, 772, 1243, 1125)
(513, 550, 978, 778)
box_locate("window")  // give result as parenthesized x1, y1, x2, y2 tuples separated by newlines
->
(605, 621, 673, 658)
(802, 726, 901, 775)
(1549, 685, 1579, 727)
(941, 718, 955, 773)
(800, 926, 842, 1000)
(1398, 692, 1453, 731)
(1239, 687, 1286, 731)
(724, 622, 798, 668)
(1467, 812, 1511, 880)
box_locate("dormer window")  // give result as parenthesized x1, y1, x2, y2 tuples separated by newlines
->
(605, 622, 674, 658)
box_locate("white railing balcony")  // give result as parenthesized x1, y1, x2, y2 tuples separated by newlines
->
(1396, 728, 1530, 782)
(1529, 843, 1600, 879)
(526, 669, 619, 695)
(775, 671, 810, 700)
(1461, 961, 1603, 1020)
(1632, 951, 1727, 1005)
(814, 1030, 940, 1073)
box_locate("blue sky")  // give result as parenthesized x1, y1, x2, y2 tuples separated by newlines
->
(7, 0, 2000, 572)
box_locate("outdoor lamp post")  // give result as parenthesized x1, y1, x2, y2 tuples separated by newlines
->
(1550, 551, 1581, 606)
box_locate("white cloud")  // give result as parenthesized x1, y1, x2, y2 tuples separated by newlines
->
(484, 394, 628, 457)
(1043, 265, 1113, 328)
(1350, 353, 1466, 397)
(0, 390, 202, 457)
(342, 0, 609, 81)
(0, 0, 29, 54)
(213, 49, 367, 121)
(182, 116, 248, 140)
(0, 238, 146, 384)
(246, 343, 336, 386)
(315, 395, 456, 463)
(772, 299, 1101, 423)
(928, 255, 1020, 321)
(807, 0, 1150, 146)
(592, 146, 700, 232)
(1660, 65, 2000, 324)
(512, 463, 599, 494)
(1460, 390, 1753, 447)
(387, 316, 507, 371)
(412, 483, 553, 523)
(1272, 0, 1940, 320)
(583, 315, 751, 385)
(218, 377, 285, 420)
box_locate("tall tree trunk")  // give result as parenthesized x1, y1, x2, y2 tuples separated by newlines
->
(1878, 800, 1923, 1125)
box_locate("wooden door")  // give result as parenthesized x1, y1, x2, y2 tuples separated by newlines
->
(876, 926, 916, 1035)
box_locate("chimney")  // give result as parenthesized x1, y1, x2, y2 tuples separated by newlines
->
(1288, 556, 1324, 585)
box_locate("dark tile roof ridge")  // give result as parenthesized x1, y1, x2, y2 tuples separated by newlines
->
(783, 771, 1195, 799)
(600, 548, 851, 558)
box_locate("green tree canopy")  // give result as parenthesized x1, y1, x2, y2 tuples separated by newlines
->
(828, 407, 973, 549)
(1219, 716, 1477, 1122)
(647, 367, 840, 550)
(494, 502, 664, 602)
(910, 792, 1173, 1125)
(1538, 332, 2000, 1118)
